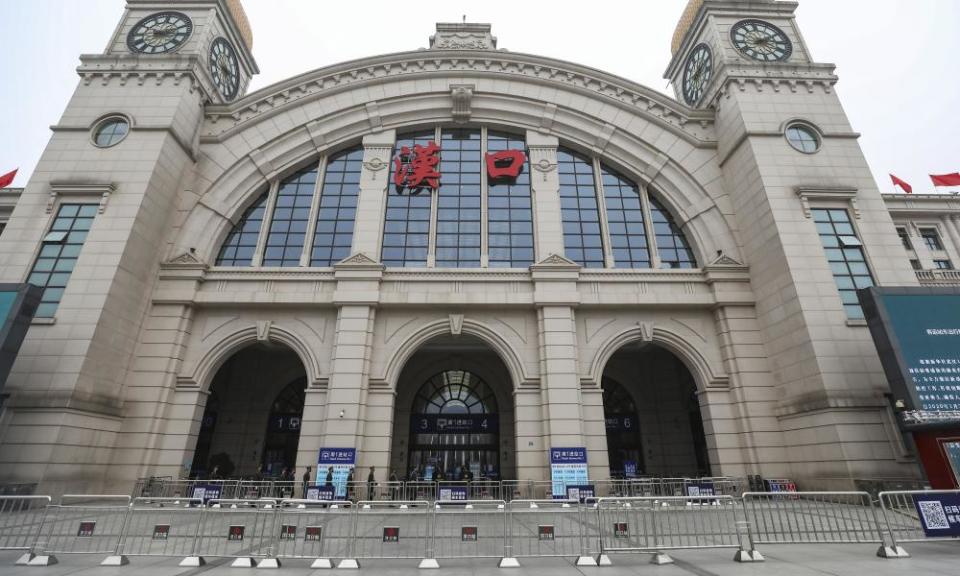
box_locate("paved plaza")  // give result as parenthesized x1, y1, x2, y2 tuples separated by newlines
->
(2, 542, 959, 575)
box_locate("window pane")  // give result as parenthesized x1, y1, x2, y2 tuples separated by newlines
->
(263, 166, 319, 267)
(557, 148, 604, 268)
(601, 165, 650, 269)
(216, 192, 268, 266)
(487, 131, 533, 268)
(382, 131, 436, 267)
(431, 128, 483, 268)
(28, 203, 96, 317)
(813, 208, 875, 319)
(649, 196, 697, 268)
(310, 147, 363, 266)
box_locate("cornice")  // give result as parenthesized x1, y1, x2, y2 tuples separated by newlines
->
(77, 53, 217, 105)
(200, 50, 716, 144)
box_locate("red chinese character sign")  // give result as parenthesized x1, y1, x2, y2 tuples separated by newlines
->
(485, 149, 526, 181)
(393, 141, 441, 194)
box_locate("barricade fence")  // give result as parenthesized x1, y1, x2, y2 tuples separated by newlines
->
(8, 489, 960, 567)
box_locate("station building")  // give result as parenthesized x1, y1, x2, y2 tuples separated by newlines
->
(1, 0, 959, 495)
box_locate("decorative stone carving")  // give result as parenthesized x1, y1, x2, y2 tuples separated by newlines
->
(450, 84, 474, 123)
(335, 252, 383, 268)
(638, 321, 655, 343)
(430, 23, 497, 50)
(532, 253, 580, 268)
(449, 314, 464, 335)
(166, 251, 204, 266)
(256, 320, 272, 342)
(709, 253, 743, 267)
(47, 182, 114, 214)
(795, 186, 860, 219)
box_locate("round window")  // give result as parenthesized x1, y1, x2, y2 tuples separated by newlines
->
(785, 123, 820, 153)
(92, 117, 130, 148)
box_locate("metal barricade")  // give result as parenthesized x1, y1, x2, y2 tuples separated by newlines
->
(403, 481, 437, 502)
(878, 489, 960, 557)
(660, 478, 688, 497)
(116, 497, 203, 561)
(501, 480, 532, 501)
(347, 500, 433, 568)
(0, 496, 51, 565)
(529, 481, 554, 500)
(709, 477, 748, 498)
(273, 500, 354, 568)
(742, 491, 884, 547)
(431, 500, 507, 563)
(237, 480, 274, 500)
(596, 496, 750, 564)
(468, 480, 501, 500)
(503, 499, 594, 565)
(37, 495, 131, 565)
(190, 499, 277, 567)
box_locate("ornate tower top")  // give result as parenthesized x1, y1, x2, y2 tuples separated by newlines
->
(226, 0, 253, 50)
(672, 0, 705, 55)
(429, 22, 497, 50)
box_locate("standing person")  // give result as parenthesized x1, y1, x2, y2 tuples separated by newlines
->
(346, 468, 355, 502)
(366, 466, 376, 501)
(389, 470, 399, 500)
(302, 466, 312, 498)
(325, 466, 334, 487)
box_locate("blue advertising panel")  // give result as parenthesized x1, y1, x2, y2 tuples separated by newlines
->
(190, 484, 222, 503)
(438, 486, 468, 501)
(306, 485, 335, 501)
(912, 493, 960, 537)
(410, 414, 498, 434)
(860, 287, 960, 424)
(550, 447, 588, 498)
(317, 448, 356, 499)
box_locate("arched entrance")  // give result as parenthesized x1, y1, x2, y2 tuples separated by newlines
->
(190, 343, 306, 478)
(602, 343, 711, 478)
(390, 335, 515, 481)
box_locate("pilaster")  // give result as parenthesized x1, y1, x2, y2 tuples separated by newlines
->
(526, 131, 564, 259)
(352, 130, 396, 257)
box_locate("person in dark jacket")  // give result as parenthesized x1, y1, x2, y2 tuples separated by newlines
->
(366, 466, 376, 501)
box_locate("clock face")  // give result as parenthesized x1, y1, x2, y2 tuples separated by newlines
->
(730, 20, 793, 62)
(682, 44, 713, 107)
(127, 12, 193, 54)
(209, 38, 241, 101)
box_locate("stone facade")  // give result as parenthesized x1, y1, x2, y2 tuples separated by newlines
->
(0, 0, 955, 495)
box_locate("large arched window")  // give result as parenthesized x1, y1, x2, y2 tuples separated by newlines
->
(215, 146, 363, 268)
(382, 131, 434, 267)
(413, 370, 498, 415)
(558, 145, 697, 270)
(436, 129, 482, 267)
(487, 131, 533, 268)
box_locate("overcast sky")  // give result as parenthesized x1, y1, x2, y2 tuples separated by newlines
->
(2, 0, 958, 193)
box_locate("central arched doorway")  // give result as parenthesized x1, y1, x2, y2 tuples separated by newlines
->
(390, 335, 515, 481)
(190, 343, 307, 479)
(601, 343, 711, 478)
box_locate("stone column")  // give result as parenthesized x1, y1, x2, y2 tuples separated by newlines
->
(940, 215, 960, 268)
(316, 257, 386, 481)
(527, 131, 565, 260)
(909, 222, 936, 269)
(530, 258, 599, 482)
(351, 130, 396, 258)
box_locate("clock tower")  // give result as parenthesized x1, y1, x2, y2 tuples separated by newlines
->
(0, 1, 257, 494)
(666, 0, 919, 489)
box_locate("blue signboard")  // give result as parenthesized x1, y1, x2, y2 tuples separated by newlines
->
(306, 485, 335, 501)
(410, 414, 498, 434)
(317, 448, 356, 498)
(624, 461, 637, 479)
(566, 484, 595, 502)
(912, 493, 960, 537)
(438, 486, 468, 501)
(191, 484, 222, 503)
(860, 288, 960, 421)
(550, 447, 589, 498)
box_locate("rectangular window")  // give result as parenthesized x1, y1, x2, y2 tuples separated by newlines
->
(920, 228, 943, 251)
(27, 204, 97, 317)
(487, 132, 533, 268)
(896, 227, 912, 250)
(910, 259, 922, 270)
(934, 259, 954, 270)
(435, 129, 482, 268)
(603, 167, 649, 268)
(311, 148, 362, 266)
(812, 208, 874, 319)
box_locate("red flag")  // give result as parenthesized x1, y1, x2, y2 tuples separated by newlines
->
(0, 168, 16, 189)
(931, 173, 960, 187)
(890, 174, 912, 194)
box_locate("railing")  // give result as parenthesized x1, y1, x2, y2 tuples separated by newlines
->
(916, 269, 960, 285)
(9, 489, 959, 567)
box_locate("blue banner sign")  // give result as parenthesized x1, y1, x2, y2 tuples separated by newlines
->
(566, 484, 595, 502)
(438, 486, 468, 501)
(550, 447, 587, 464)
(317, 448, 356, 499)
(410, 414, 498, 434)
(306, 485, 336, 501)
(191, 484, 222, 503)
(550, 447, 588, 498)
(912, 493, 960, 537)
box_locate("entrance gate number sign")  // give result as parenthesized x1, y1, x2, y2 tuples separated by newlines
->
(461, 526, 478, 542)
(614, 522, 629, 539)
(77, 522, 96, 537)
(305, 526, 323, 542)
(280, 524, 297, 540)
(538, 525, 555, 541)
(152, 524, 170, 540)
(228, 525, 245, 541)
(383, 526, 400, 543)
(913, 493, 960, 537)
